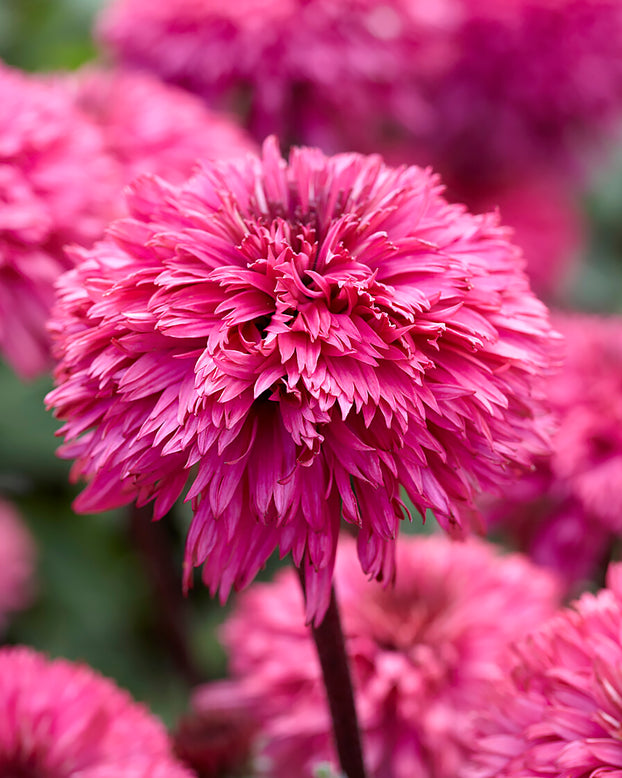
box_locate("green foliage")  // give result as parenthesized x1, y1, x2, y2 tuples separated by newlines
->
(0, 365, 68, 482)
(572, 147, 622, 313)
(0, 0, 102, 71)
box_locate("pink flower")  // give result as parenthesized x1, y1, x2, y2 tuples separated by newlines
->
(98, 0, 622, 177)
(547, 315, 622, 530)
(463, 562, 622, 778)
(483, 313, 622, 586)
(0, 498, 35, 630)
(0, 646, 194, 776)
(0, 62, 119, 379)
(96, 0, 449, 152)
(72, 68, 257, 186)
(46, 138, 559, 624)
(427, 0, 622, 183)
(483, 469, 611, 591)
(194, 536, 562, 778)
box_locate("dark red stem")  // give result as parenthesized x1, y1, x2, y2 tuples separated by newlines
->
(298, 569, 368, 778)
(130, 504, 204, 686)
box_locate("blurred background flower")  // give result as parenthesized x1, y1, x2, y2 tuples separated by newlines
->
(193, 536, 562, 778)
(0, 61, 119, 378)
(483, 312, 622, 591)
(98, 0, 622, 301)
(0, 646, 195, 776)
(0, 498, 35, 630)
(69, 67, 256, 186)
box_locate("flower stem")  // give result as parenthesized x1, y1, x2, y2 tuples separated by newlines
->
(129, 504, 204, 686)
(298, 570, 368, 778)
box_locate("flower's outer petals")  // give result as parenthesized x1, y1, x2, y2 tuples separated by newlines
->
(47, 138, 559, 622)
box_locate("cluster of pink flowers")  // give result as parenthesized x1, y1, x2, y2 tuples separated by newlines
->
(99, 0, 622, 176)
(97, 0, 445, 153)
(484, 312, 622, 588)
(194, 536, 562, 778)
(0, 646, 194, 776)
(463, 563, 622, 778)
(46, 137, 559, 623)
(427, 0, 622, 182)
(6, 2, 622, 775)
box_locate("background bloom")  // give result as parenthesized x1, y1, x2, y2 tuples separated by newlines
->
(96, 0, 447, 153)
(0, 498, 35, 631)
(0, 60, 253, 382)
(426, 0, 622, 184)
(0, 62, 118, 379)
(97, 0, 612, 300)
(483, 312, 622, 587)
(71, 67, 257, 186)
(194, 536, 562, 778)
(98, 0, 622, 176)
(47, 138, 559, 624)
(0, 646, 194, 776)
(462, 562, 622, 778)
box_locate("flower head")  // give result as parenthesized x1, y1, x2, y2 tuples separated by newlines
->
(0, 498, 35, 630)
(72, 67, 257, 186)
(47, 138, 559, 623)
(0, 646, 194, 776)
(98, 0, 622, 178)
(194, 536, 562, 778)
(96, 0, 448, 152)
(483, 313, 622, 586)
(0, 62, 119, 379)
(463, 562, 622, 778)
(429, 0, 622, 183)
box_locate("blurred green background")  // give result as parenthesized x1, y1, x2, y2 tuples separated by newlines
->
(0, 0, 101, 71)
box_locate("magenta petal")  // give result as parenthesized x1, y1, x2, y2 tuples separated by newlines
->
(47, 137, 559, 621)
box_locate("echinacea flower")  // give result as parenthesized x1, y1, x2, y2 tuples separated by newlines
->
(47, 138, 559, 623)
(483, 313, 622, 587)
(483, 468, 612, 591)
(96, 0, 448, 152)
(194, 536, 562, 778)
(462, 562, 622, 778)
(0, 646, 194, 776)
(0, 498, 35, 630)
(0, 62, 119, 379)
(72, 68, 257, 186)
(427, 0, 622, 184)
(98, 0, 622, 178)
